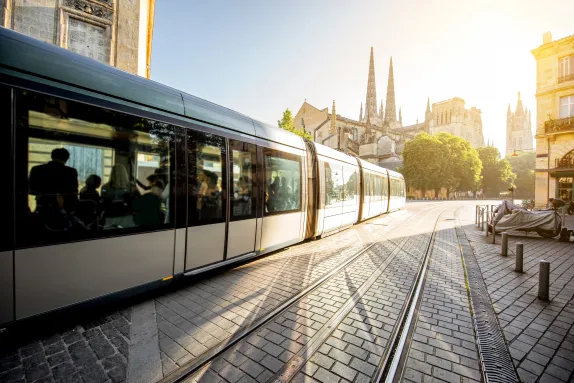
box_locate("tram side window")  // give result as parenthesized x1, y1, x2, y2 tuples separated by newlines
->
(325, 163, 343, 207)
(373, 175, 382, 202)
(16, 90, 175, 247)
(264, 150, 301, 214)
(230, 140, 256, 220)
(187, 130, 226, 226)
(342, 167, 357, 203)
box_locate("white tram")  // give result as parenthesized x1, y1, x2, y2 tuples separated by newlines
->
(0, 28, 405, 326)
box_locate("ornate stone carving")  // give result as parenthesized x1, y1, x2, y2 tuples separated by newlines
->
(64, 0, 113, 20)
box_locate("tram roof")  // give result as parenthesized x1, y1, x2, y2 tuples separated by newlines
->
(313, 142, 359, 166)
(0, 27, 305, 150)
(357, 158, 389, 176)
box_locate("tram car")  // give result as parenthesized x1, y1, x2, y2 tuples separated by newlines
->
(0, 27, 405, 326)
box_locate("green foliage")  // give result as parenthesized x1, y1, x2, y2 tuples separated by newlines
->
(435, 133, 482, 194)
(506, 151, 535, 198)
(402, 133, 445, 195)
(402, 132, 481, 196)
(278, 109, 312, 140)
(477, 146, 516, 197)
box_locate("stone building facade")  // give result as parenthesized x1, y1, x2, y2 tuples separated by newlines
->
(1, 0, 155, 78)
(293, 47, 485, 200)
(293, 48, 419, 171)
(531, 32, 574, 205)
(506, 92, 533, 155)
(429, 97, 484, 148)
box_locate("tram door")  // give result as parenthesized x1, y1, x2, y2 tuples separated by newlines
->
(226, 140, 258, 258)
(184, 130, 227, 270)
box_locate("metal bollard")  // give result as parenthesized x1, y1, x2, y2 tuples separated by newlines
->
(515, 243, 523, 273)
(501, 233, 508, 256)
(538, 260, 550, 301)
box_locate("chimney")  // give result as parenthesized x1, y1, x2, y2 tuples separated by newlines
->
(543, 32, 552, 44)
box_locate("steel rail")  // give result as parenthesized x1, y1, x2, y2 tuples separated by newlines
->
(376, 205, 463, 383)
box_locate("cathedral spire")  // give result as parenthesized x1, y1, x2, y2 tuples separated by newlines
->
(379, 99, 384, 119)
(384, 57, 397, 123)
(330, 100, 336, 134)
(507, 103, 512, 115)
(515, 91, 524, 116)
(399, 107, 402, 125)
(359, 102, 363, 121)
(426, 97, 431, 113)
(364, 47, 378, 122)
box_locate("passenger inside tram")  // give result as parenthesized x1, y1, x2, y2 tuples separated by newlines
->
(29, 148, 79, 213)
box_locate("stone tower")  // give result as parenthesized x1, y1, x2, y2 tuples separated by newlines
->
(506, 92, 534, 154)
(384, 57, 397, 123)
(424, 97, 432, 133)
(330, 100, 337, 134)
(364, 47, 379, 123)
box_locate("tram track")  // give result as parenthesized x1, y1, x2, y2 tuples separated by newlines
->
(160, 203, 446, 383)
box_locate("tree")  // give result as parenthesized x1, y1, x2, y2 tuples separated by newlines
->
(506, 151, 535, 198)
(402, 133, 445, 197)
(435, 133, 482, 196)
(278, 109, 312, 140)
(477, 146, 516, 197)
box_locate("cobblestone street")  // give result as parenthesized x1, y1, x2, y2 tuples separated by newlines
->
(2, 201, 574, 383)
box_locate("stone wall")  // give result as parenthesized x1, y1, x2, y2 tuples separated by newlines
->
(12, 0, 57, 44)
(116, 0, 140, 74)
(7, 0, 151, 77)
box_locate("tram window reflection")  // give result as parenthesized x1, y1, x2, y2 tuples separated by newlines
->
(325, 163, 343, 207)
(230, 140, 257, 220)
(264, 150, 301, 214)
(187, 131, 226, 225)
(16, 90, 175, 247)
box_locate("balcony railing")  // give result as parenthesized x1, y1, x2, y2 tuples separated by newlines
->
(545, 116, 574, 134)
(555, 157, 574, 169)
(558, 73, 574, 83)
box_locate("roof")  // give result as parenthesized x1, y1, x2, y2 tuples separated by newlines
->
(0, 27, 305, 150)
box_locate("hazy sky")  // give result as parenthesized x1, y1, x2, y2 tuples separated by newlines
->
(152, 0, 574, 156)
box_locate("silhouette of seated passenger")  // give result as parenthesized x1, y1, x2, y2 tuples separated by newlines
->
(101, 164, 140, 228)
(133, 180, 164, 226)
(80, 175, 102, 204)
(78, 174, 102, 229)
(29, 148, 78, 212)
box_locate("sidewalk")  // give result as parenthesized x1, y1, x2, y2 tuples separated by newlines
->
(459, 205, 574, 383)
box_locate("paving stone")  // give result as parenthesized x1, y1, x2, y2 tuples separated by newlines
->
(24, 362, 50, 382)
(219, 364, 244, 383)
(313, 367, 340, 383)
(51, 362, 77, 380)
(349, 359, 375, 377)
(239, 360, 265, 379)
(260, 355, 283, 373)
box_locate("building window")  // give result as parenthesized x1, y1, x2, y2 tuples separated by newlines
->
(559, 56, 574, 82)
(559, 95, 574, 118)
